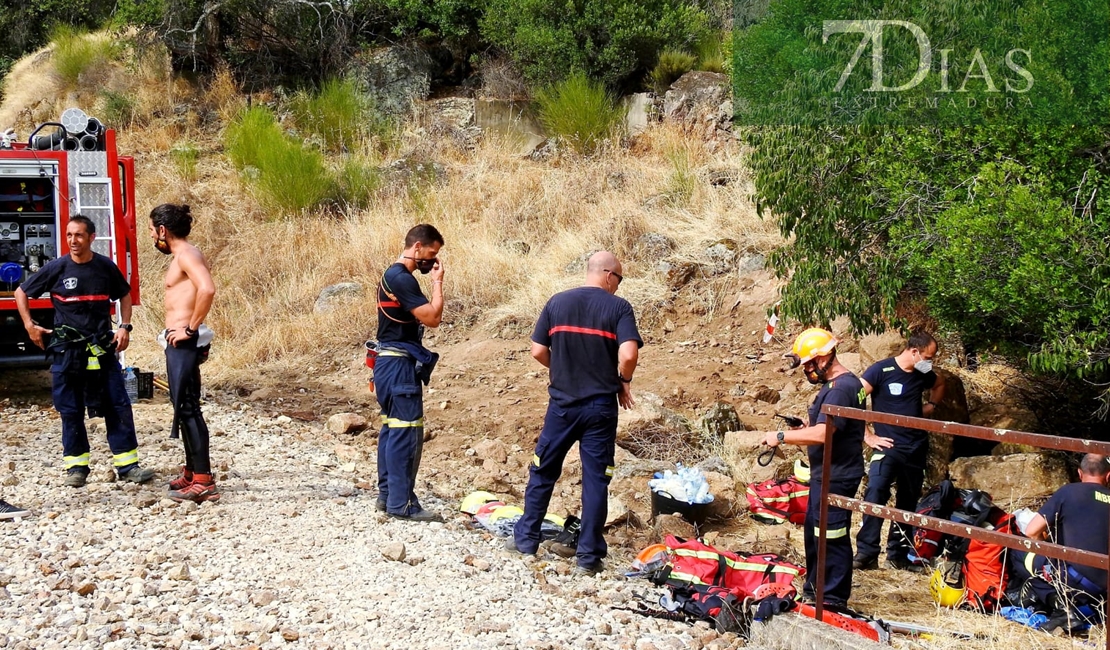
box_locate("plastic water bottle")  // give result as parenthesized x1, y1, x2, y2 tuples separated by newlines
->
(123, 367, 138, 402)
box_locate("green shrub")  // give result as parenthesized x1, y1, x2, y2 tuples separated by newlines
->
(651, 49, 696, 93)
(224, 106, 283, 170)
(253, 140, 334, 214)
(664, 150, 696, 205)
(170, 142, 200, 183)
(481, 0, 709, 88)
(99, 90, 136, 128)
(224, 106, 333, 214)
(535, 73, 625, 154)
(335, 158, 381, 209)
(51, 25, 117, 87)
(289, 78, 392, 154)
(694, 32, 726, 74)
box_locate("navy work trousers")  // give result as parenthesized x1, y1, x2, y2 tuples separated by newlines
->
(166, 337, 211, 474)
(52, 353, 139, 475)
(855, 452, 925, 561)
(803, 476, 862, 606)
(514, 395, 618, 567)
(375, 355, 425, 516)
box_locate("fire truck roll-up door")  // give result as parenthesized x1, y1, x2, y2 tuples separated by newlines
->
(0, 157, 63, 366)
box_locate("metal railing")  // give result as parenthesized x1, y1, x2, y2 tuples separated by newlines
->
(813, 405, 1110, 648)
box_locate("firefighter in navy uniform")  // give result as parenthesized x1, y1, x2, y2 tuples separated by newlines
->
(14, 215, 155, 488)
(374, 224, 444, 522)
(508, 251, 642, 576)
(753, 328, 866, 606)
(1009, 453, 1110, 633)
(853, 331, 946, 571)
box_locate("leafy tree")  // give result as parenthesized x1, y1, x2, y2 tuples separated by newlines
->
(735, 0, 1110, 409)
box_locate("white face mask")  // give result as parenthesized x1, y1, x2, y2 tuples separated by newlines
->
(913, 352, 933, 374)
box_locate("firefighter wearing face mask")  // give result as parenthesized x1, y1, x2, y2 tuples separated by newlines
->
(756, 328, 866, 607)
(853, 331, 946, 572)
(373, 224, 446, 523)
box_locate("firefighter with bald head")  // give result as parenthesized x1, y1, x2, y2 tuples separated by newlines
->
(748, 328, 866, 607)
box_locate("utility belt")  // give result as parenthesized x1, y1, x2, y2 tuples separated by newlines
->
(365, 339, 438, 386)
(48, 328, 117, 372)
(158, 325, 214, 363)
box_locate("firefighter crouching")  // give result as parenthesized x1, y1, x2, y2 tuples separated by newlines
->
(373, 224, 445, 523)
(14, 215, 155, 488)
(746, 328, 866, 607)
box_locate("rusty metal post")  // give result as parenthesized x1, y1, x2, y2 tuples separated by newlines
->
(814, 416, 834, 621)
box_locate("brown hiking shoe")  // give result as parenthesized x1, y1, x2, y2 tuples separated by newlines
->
(169, 467, 193, 491)
(168, 474, 220, 503)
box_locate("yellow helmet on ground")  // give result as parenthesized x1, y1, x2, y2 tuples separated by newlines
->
(929, 563, 965, 608)
(791, 328, 838, 364)
(543, 513, 566, 528)
(487, 505, 525, 523)
(460, 491, 501, 514)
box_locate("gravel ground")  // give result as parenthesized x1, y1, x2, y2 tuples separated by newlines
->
(0, 392, 736, 650)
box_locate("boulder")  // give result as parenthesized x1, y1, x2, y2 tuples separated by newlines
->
(474, 438, 509, 465)
(351, 46, 433, 115)
(926, 368, 971, 486)
(700, 402, 744, 439)
(703, 471, 740, 518)
(634, 232, 676, 261)
(326, 413, 369, 435)
(655, 260, 699, 290)
(947, 453, 1070, 505)
(753, 386, 781, 405)
(617, 393, 695, 462)
(736, 254, 766, 275)
(653, 513, 696, 540)
(858, 331, 904, 367)
(836, 352, 862, 375)
(662, 72, 732, 144)
(623, 93, 653, 135)
(314, 282, 364, 313)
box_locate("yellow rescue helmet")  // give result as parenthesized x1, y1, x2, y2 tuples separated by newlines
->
(791, 328, 838, 365)
(474, 501, 507, 518)
(460, 491, 501, 515)
(487, 505, 525, 523)
(793, 459, 810, 484)
(544, 513, 566, 528)
(929, 565, 965, 608)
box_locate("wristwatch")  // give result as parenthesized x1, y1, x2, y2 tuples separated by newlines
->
(776, 430, 786, 444)
(118, 323, 133, 332)
(618, 373, 632, 384)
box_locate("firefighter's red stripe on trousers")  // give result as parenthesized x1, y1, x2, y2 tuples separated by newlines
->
(549, 325, 617, 340)
(52, 293, 109, 303)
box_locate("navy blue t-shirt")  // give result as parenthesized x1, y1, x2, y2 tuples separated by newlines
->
(1039, 482, 1110, 588)
(532, 286, 642, 406)
(862, 357, 937, 461)
(19, 253, 129, 336)
(376, 263, 429, 344)
(806, 372, 867, 484)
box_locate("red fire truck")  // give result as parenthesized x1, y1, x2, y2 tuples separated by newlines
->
(0, 108, 139, 367)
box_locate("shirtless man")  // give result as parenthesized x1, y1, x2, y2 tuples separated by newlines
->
(150, 204, 218, 503)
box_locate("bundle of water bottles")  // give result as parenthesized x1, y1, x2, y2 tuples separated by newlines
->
(648, 464, 714, 504)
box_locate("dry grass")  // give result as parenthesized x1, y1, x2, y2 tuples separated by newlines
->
(0, 35, 780, 390)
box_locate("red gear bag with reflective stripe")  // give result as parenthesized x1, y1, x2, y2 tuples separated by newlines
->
(745, 477, 810, 525)
(653, 535, 804, 598)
